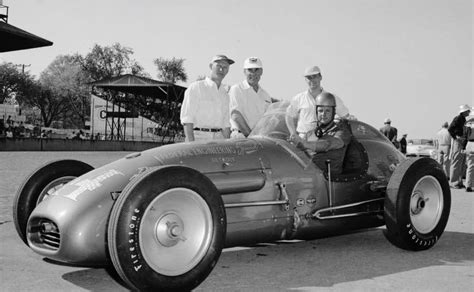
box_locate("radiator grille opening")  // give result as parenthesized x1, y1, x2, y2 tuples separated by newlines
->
(30, 219, 61, 250)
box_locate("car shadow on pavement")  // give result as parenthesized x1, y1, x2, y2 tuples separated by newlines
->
(62, 268, 129, 292)
(60, 229, 474, 291)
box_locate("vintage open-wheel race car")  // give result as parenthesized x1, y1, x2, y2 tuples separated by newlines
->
(13, 101, 451, 291)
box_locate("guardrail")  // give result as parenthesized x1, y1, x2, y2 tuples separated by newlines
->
(0, 137, 165, 151)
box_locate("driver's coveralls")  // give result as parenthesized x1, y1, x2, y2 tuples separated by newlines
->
(305, 119, 352, 175)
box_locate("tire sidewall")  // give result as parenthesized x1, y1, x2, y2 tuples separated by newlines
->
(109, 166, 226, 291)
(385, 158, 451, 250)
(13, 160, 93, 244)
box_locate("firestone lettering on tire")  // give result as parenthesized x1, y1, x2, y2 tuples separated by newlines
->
(405, 225, 437, 247)
(128, 208, 142, 272)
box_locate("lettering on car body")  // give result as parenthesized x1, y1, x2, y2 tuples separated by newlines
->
(62, 169, 124, 201)
(153, 140, 263, 162)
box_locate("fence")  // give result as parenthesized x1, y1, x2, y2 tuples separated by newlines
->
(0, 137, 164, 151)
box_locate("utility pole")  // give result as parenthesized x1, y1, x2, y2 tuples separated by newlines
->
(15, 64, 31, 74)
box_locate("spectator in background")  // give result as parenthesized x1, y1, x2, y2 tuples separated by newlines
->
(399, 134, 407, 154)
(0, 118, 4, 136)
(40, 130, 48, 139)
(464, 111, 474, 192)
(33, 124, 41, 138)
(380, 118, 398, 147)
(448, 104, 470, 188)
(6, 115, 13, 127)
(436, 121, 452, 178)
(6, 128, 13, 138)
(72, 130, 85, 140)
(17, 121, 25, 138)
(24, 128, 31, 138)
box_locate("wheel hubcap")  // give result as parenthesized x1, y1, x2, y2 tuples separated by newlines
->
(410, 175, 443, 233)
(155, 213, 186, 247)
(140, 188, 213, 276)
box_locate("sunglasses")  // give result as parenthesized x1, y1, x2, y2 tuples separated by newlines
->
(305, 74, 321, 80)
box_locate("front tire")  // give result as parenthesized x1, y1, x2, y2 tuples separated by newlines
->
(384, 157, 450, 251)
(107, 166, 226, 291)
(13, 160, 94, 245)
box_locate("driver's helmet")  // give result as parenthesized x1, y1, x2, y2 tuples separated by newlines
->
(315, 92, 336, 107)
(315, 92, 337, 124)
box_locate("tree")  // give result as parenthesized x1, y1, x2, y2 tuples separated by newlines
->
(153, 57, 188, 84)
(76, 43, 147, 81)
(73, 43, 148, 139)
(21, 80, 71, 127)
(0, 62, 33, 104)
(40, 55, 91, 128)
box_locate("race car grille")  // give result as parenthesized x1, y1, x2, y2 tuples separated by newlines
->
(35, 219, 60, 250)
(41, 231, 60, 249)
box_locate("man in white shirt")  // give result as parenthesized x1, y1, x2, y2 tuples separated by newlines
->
(436, 121, 452, 177)
(229, 57, 273, 138)
(180, 55, 234, 142)
(285, 65, 350, 145)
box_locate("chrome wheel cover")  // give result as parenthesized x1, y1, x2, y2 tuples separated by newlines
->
(140, 188, 213, 276)
(37, 176, 76, 205)
(410, 175, 443, 233)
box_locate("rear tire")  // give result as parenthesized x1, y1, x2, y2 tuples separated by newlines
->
(384, 157, 450, 251)
(107, 166, 226, 291)
(13, 160, 94, 245)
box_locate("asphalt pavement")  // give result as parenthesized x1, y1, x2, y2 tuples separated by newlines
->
(0, 152, 473, 291)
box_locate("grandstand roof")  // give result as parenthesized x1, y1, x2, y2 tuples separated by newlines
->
(0, 21, 53, 52)
(91, 74, 186, 103)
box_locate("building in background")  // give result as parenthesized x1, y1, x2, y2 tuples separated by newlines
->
(90, 94, 163, 142)
(90, 74, 186, 143)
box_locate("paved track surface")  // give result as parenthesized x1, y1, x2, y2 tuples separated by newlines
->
(1, 152, 473, 291)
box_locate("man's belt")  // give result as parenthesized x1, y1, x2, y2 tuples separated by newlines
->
(193, 127, 221, 132)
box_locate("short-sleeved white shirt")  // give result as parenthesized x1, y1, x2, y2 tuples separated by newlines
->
(229, 80, 272, 130)
(180, 77, 231, 129)
(436, 128, 451, 146)
(286, 89, 349, 133)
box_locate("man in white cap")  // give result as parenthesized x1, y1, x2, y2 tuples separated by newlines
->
(379, 118, 398, 147)
(229, 57, 274, 138)
(285, 65, 350, 143)
(448, 104, 471, 188)
(436, 121, 452, 178)
(180, 54, 234, 142)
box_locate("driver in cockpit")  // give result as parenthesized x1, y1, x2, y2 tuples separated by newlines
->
(290, 91, 352, 175)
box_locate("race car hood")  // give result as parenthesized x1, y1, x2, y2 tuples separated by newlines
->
(27, 138, 273, 264)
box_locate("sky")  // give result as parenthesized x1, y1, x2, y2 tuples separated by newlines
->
(1, 0, 472, 139)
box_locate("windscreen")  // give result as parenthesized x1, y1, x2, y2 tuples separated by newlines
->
(249, 101, 291, 139)
(250, 101, 386, 143)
